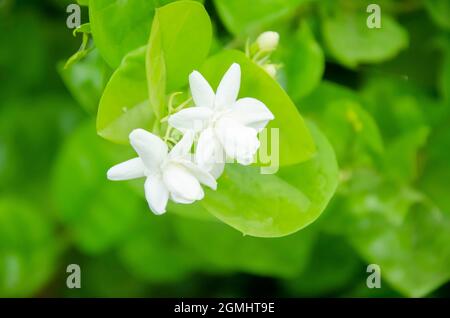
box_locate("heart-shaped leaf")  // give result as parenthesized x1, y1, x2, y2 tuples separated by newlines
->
(146, 0, 212, 119)
(201, 122, 338, 237)
(96, 46, 155, 143)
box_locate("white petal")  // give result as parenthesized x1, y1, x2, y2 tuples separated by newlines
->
(169, 131, 194, 160)
(170, 192, 196, 204)
(215, 63, 241, 109)
(216, 118, 260, 165)
(144, 176, 169, 215)
(256, 31, 280, 51)
(208, 162, 225, 180)
(129, 129, 167, 173)
(107, 157, 145, 181)
(168, 107, 213, 133)
(177, 159, 217, 190)
(228, 97, 274, 131)
(163, 163, 204, 202)
(189, 71, 215, 108)
(195, 128, 224, 170)
(195, 129, 226, 179)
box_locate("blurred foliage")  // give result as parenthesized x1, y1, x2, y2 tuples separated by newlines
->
(0, 0, 449, 298)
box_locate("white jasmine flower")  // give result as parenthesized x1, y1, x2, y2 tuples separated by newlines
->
(107, 129, 216, 215)
(256, 31, 279, 52)
(168, 63, 274, 177)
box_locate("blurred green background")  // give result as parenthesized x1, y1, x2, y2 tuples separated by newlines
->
(0, 0, 449, 297)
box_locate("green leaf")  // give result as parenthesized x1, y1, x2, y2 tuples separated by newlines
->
(299, 84, 384, 165)
(174, 216, 317, 277)
(321, 100, 384, 162)
(277, 122, 339, 225)
(53, 120, 142, 254)
(200, 50, 315, 166)
(383, 126, 430, 184)
(0, 11, 47, 96)
(89, 1, 206, 69)
(322, 11, 408, 68)
(201, 165, 309, 237)
(283, 234, 362, 296)
(213, 0, 307, 36)
(420, 123, 450, 215)
(59, 49, 110, 114)
(146, 12, 166, 121)
(299, 80, 360, 113)
(0, 95, 83, 191)
(96, 46, 155, 144)
(118, 215, 199, 283)
(0, 198, 59, 297)
(425, 0, 450, 30)
(168, 200, 216, 221)
(347, 184, 424, 226)
(284, 21, 325, 100)
(440, 44, 450, 101)
(361, 76, 429, 138)
(371, 13, 442, 92)
(89, 0, 171, 68)
(201, 122, 338, 237)
(349, 205, 450, 297)
(146, 0, 212, 119)
(65, 254, 146, 297)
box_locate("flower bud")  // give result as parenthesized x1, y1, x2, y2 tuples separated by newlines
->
(263, 64, 277, 78)
(256, 31, 279, 51)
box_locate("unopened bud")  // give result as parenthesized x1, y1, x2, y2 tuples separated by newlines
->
(263, 64, 277, 77)
(256, 31, 279, 51)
